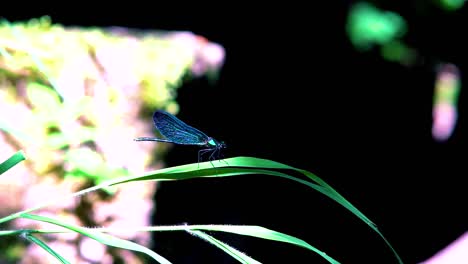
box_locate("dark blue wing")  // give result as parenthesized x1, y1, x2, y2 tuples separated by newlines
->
(153, 110, 210, 146)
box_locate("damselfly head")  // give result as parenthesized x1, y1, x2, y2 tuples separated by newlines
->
(218, 141, 227, 149)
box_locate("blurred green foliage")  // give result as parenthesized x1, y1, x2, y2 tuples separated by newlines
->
(346, 2, 407, 52)
(345, 2, 421, 66)
(438, 0, 466, 11)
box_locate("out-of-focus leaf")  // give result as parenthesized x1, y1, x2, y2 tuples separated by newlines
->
(64, 148, 103, 179)
(26, 82, 61, 112)
(438, 0, 466, 11)
(46, 127, 96, 149)
(0, 150, 26, 175)
(346, 2, 407, 51)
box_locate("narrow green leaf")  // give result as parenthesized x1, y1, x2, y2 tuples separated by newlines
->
(186, 229, 261, 264)
(0, 223, 340, 264)
(0, 150, 26, 175)
(20, 213, 172, 264)
(191, 225, 336, 262)
(108, 156, 402, 264)
(21, 232, 70, 264)
(0, 156, 401, 264)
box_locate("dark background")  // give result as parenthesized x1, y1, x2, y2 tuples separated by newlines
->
(5, 1, 468, 263)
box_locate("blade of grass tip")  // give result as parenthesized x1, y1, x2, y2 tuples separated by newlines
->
(20, 213, 172, 264)
(186, 229, 261, 264)
(298, 167, 403, 264)
(295, 170, 402, 264)
(207, 157, 403, 264)
(205, 158, 401, 263)
(0, 150, 26, 175)
(2, 223, 341, 264)
(20, 232, 70, 264)
(184, 225, 340, 264)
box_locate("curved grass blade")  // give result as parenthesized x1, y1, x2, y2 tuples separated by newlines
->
(109, 157, 402, 264)
(185, 224, 337, 263)
(0, 150, 26, 176)
(1, 156, 401, 263)
(20, 213, 172, 264)
(209, 157, 402, 264)
(21, 232, 70, 264)
(0, 223, 340, 264)
(166, 224, 339, 264)
(186, 229, 261, 264)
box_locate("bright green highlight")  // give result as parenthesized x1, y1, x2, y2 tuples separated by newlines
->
(347, 2, 407, 51)
(208, 139, 216, 146)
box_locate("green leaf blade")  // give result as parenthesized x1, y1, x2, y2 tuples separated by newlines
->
(21, 232, 70, 264)
(0, 150, 26, 175)
(20, 213, 172, 264)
